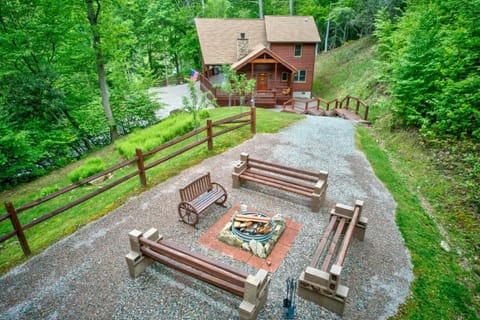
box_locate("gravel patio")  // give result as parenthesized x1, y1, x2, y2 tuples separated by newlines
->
(0, 115, 413, 320)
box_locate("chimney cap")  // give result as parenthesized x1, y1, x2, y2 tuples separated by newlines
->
(240, 32, 245, 39)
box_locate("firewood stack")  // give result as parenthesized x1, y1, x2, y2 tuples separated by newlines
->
(233, 214, 273, 234)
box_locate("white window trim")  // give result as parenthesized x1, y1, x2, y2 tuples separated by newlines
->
(294, 44, 302, 57)
(294, 70, 307, 83)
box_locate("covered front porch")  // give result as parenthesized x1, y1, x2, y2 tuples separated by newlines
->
(200, 46, 296, 108)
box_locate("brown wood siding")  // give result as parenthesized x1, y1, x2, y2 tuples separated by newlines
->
(270, 43, 316, 93)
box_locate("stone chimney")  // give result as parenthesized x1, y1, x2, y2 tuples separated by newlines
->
(236, 33, 249, 60)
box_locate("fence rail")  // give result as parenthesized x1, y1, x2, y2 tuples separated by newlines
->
(1, 108, 256, 256)
(338, 96, 368, 120)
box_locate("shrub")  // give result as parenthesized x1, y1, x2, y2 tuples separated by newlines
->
(68, 158, 107, 183)
(38, 185, 60, 198)
(115, 111, 210, 159)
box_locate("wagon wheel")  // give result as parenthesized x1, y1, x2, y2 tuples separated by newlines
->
(213, 183, 227, 206)
(178, 202, 199, 226)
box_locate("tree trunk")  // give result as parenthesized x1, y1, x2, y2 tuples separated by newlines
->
(324, 1, 332, 52)
(85, 0, 119, 142)
(258, 0, 263, 19)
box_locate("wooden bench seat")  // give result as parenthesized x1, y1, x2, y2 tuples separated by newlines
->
(126, 228, 270, 320)
(232, 153, 328, 212)
(178, 172, 227, 227)
(297, 200, 368, 314)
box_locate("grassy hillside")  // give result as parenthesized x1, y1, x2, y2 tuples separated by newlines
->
(314, 37, 479, 319)
(314, 36, 389, 123)
(0, 108, 302, 274)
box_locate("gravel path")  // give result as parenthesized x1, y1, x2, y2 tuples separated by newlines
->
(0, 115, 413, 320)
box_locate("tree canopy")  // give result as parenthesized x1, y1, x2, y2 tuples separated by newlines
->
(4, 0, 477, 189)
(375, 0, 480, 141)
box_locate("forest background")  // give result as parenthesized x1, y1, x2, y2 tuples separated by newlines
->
(1, 0, 478, 191)
(0, 0, 401, 188)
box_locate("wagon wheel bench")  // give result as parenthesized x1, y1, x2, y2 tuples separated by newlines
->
(178, 172, 227, 227)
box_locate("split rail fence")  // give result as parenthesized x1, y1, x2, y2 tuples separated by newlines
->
(1, 108, 256, 257)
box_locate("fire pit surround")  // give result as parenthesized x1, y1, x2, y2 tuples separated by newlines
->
(217, 207, 286, 259)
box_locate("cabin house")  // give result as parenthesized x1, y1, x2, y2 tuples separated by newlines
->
(194, 16, 321, 107)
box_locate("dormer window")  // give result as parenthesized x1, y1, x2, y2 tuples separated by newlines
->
(294, 44, 302, 57)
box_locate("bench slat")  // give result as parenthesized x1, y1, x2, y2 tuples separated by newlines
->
(336, 205, 361, 266)
(321, 217, 346, 272)
(310, 215, 339, 268)
(242, 170, 314, 193)
(192, 190, 224, 213)
(141, 246, 245, 297)
(161, 239, 249, 280)
(248, 162, 319, 183)
(180, 173, 212, 202)
(248, 157, 321, 179)
(239, 174, 313, 198)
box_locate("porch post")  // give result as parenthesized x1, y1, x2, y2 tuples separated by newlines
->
(274, 63, 278, 91)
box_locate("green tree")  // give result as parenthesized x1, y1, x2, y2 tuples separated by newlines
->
(375, 0, 480, 140)
(223, 68, 256, 108)
(204, 0, 231, 18)
(182, 81, 215, 134)
(85, 0, 119, 141)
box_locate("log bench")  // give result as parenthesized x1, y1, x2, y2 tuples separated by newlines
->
(125, 228, 270, 320)
(178, 172, 227, 227)
(297, 200, 368, 314)
(232, 153, 328, 212)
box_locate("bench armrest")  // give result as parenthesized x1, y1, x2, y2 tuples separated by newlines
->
(211, 182, 227, 194)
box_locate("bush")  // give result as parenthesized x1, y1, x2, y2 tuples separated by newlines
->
(68, 158, 107, 183)
(38, 185, 60, 198)
(115, 111, 210, 159)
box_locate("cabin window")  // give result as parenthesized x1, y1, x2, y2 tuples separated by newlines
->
(281, 72, 289, 82)
(294, 70, 307, 83)
(294, 44, 302, 57)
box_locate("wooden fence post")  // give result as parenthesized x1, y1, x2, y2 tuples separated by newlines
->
(364, 105, 369, 121)
(136, 148, 147, 187)
(250, 106, 256, 134)
(5, 202, 31, 256)
(355, 100, 360, 115)
(207, 119, 213, 151)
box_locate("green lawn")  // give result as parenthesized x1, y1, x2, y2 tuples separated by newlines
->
(0, 107, 303, 274)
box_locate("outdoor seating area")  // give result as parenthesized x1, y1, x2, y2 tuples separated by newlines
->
(1, 115, 411, 320)
(125, 152, 371, 318)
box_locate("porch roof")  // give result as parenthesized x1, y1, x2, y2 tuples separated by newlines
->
(231, 44, 297, 72)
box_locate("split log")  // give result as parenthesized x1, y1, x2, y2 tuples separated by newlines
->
(234, 214, 272, 224)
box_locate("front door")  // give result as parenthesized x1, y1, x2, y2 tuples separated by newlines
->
(257, 73, 268, 91)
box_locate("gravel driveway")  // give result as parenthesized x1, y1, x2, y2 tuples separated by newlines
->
(0, 115, 413, 320)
